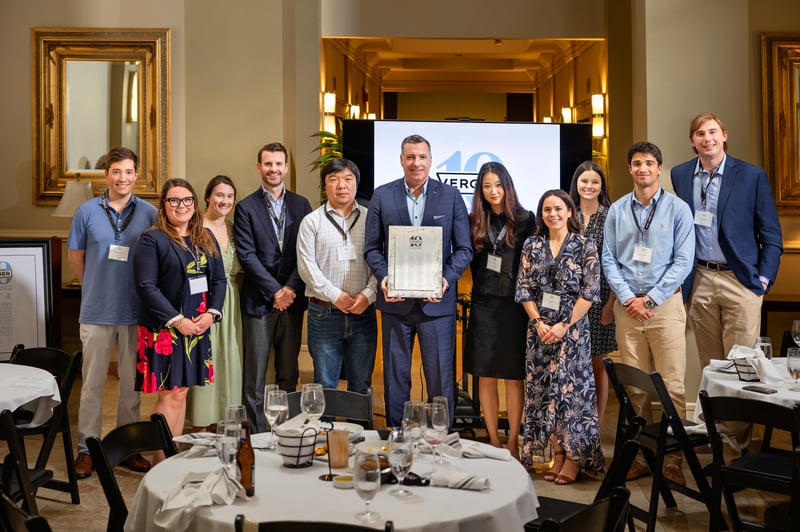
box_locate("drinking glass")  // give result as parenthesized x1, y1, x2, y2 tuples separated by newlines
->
(792, 320, 800, 347)
(402, 400, 425, 455)
(215, 421, 240, 478)
(264, 390, 288, 451)
(754, 337, 773, 360)
(787, 347, 800, 392)
(300, 383, 326, 423)
(387, 429, 413, 497)
(422, 402, 448, 471)
(225, 404, 247, 425)
(353, 451, 382, 522)
(432, 395, 448, 412)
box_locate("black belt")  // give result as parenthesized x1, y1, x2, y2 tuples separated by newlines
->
(696, 259, 731, 271)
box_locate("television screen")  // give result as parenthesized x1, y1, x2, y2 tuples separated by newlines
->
(341, 119, 591, 212)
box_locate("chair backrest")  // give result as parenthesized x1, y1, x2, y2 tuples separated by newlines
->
(0, 410, 52, 514)
(594, 433, 642, 502)
(234, 515, 394, 531)
(10, 346, 83, 405)
(0, 486, 53, 532)
(286, 388, 374, 430)
(87, 413, 177, 532)
(538, 486, 630, 532)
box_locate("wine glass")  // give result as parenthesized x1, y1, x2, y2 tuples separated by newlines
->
(422, 402, 449, 471)
(754, 337, 773, 360)
(792, 320, 800, 347)
(264, 390, 288, 451)
(787, 348, 800, 391)
(300, 383, 326, 423)
(402, 400, 425, 455)
(215, 420, 240, 479)
(225, 404, 247, 425)
(387, 429, 413, 497)
(353, 451, 382, 522)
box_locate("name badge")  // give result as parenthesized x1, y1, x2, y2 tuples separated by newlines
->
(108, 244, 130, 262)
(338, 245, 356, 261)
(486, 253, 502, 273)
(633, 245, 653, 264)
(694, 210, 714, 227)
(189, 276, 208, 295)
(541, 292, 561, 310)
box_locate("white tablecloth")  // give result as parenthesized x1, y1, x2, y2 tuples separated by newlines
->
(125, 431, 539, 532)
(0, 364, 60, 427)
(694, 358, 800, 422)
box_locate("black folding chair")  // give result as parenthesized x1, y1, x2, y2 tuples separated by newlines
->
(10, 344, 82, 504)
(87, 413, 177, 532)
(286, 388, 374, 429)
(234, 515, 394, 531)
(603, 358, 724, 532)
(525, 417, 645, 532)
(699, 390, 800, 532)
(0, 410, 53, 515)
(0, 485, 52, 532)
(536, 486, 631, 532)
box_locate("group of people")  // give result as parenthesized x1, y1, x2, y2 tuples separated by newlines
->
(66, 112, 782, 489)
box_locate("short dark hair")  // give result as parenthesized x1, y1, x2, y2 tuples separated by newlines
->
(104, 146, 138, 171)
(400, 134, 431, 154)
(257, 142, 288, 164)
(320, 158, 360, 188)
(204, 175, 237, 207)
(627, 141, 663, 166)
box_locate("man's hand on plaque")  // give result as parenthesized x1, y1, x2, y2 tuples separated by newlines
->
(381, 277, 405, 303)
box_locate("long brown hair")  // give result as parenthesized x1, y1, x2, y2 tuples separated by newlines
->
(469, 162, 530, 252)
(157, 179, 219, 257)
(534, 189, 581, 238)
(568, 161, 611, 208)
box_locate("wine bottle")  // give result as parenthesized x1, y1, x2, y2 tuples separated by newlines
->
(237, 420, 256, 496)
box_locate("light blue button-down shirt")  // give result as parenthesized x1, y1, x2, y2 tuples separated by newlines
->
(692, 154, 726, 263)
(602, 187, 695, 305)
(262, 185, 286, 244)
(405, 178, 428, 226)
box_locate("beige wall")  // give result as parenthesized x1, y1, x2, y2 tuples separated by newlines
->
(397, 93, 507, 121)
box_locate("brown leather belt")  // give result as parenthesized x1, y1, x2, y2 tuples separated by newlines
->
(696, 259, 731, 271)
(309, 297, 333, 309)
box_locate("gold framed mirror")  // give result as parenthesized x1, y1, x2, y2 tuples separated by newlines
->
(762, 33, 800, 213)
(32, 28, 170, 205)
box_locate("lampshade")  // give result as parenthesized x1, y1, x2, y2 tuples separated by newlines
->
(323, 92, 336, 114)
(350, 104, 360, 119)
(542, 117, 552, 123)
(592, 116, 605, 138)
(367, 113, 376, 120)
(591, 93, 605, 115)
(53, 181, 94, 218)
(561, 107, 573, 123)
(323, 114, 336, 134)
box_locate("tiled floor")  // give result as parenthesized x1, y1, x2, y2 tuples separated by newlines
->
(23, 356, 792, 532)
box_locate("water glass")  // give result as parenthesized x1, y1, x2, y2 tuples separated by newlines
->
(792, 320, 800, 347)
(215, 421, 240, 478)
(787, 347, 800, 391)
(225, 404, 247, 425)
(387, 429, 413, 497)
(353, 451, 381, 522)
(754, 337, 773, 360)
(422, 402, 448, 471)
(300, 383, 326, 423)
(402, 400, 425, 454)
(264, 390, 288, 450)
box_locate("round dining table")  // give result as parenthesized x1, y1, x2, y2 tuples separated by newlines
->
(125, 431, 539, 532)
(0, 363, 60, 427)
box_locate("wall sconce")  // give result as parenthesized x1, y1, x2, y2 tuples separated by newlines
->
(322, 91, 337, 133)
(591, 93, 605, 138)
(542, 116, 552, 124)
(367, 113, 376, 120)
(561, 107, 573, 123)
(349, 104, 361, 119)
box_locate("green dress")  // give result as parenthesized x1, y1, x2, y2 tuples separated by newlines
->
(188, 236, 243, 426)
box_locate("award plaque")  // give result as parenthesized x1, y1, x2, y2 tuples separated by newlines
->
(387, 225, 443, 298)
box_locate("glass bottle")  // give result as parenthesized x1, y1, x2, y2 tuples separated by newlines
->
(237, 420, 256, 496)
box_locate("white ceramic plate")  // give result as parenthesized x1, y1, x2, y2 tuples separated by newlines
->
(354, 440, 389, 455)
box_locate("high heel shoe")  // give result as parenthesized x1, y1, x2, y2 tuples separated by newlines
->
(542, 451, 566, 482)
(554, 458, 580, 485)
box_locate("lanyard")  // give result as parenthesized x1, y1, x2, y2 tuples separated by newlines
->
(101, 193, 136, 242)
(630, 189, 664, 242)
(699, 166, 719, 209)
(262, 192, 286, 240)
(487, 219, 507, 254)
(324, 205, 361, 242)
(188, 244, 205, 278)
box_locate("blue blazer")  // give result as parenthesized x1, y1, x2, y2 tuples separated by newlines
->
(233, 188, 312, 316)
(670, 155, 783, 297)
(133, 229, 227, 330)
(364, 177, 473, 317)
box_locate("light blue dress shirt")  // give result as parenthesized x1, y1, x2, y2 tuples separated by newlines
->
(262, 185, 286, 245)
(602, 187, 695, 305)
(405, 178, 428, 226)
(692, 154, 726, 263)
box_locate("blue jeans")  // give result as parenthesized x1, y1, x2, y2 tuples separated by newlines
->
(307, 302, 378, 394)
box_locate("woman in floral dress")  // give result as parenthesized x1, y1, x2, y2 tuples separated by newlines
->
(515, 189, 604, 484)
(134, 178, 226, 449)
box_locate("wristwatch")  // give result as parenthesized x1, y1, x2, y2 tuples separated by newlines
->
(530, 317, 540, 326)
(643, 296, 656, 309)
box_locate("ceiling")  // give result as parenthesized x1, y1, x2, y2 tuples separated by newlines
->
(329, 37, 601, 93)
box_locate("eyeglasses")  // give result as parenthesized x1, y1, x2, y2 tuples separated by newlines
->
(165, 196, 195, 208)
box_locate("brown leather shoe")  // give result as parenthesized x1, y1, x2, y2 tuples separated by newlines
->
(663, 464, 686, 486)
(120, 453, 151, 473)
(75, 452, 93, 479)
(625, 460, 651, 481)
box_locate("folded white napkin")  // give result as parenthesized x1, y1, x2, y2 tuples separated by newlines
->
(277, 412, 321, 432)
(417, 433, 511, 461)
(153, 469, 245, 531)
(708, 359, 736, 372)
(173, 432, 217, 446)
(726, 344, 763, 360)
(175, 445, 217, 459)
(751, 357, 785, 384)
(429, 467, 490, 490)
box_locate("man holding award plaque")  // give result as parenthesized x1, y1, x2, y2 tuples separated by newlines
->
(364, 134, 473, 427)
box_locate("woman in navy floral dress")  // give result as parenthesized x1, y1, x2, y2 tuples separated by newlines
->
(515, 189, 604, 484)
(134, 179, 226, 449)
